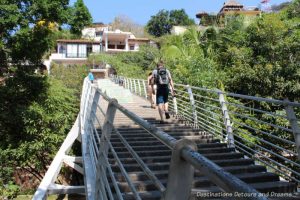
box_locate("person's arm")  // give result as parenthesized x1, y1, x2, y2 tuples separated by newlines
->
(151, 70, 156, 95)
(169, 78, 175, 96)
(147, 75, 151, 85)
(168, 71, 175, 96)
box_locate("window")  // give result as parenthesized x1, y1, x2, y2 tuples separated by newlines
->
(67, 44, 78, 58)
(96, 31, 103, 37)
(130, 45, 135, 50)
(117, 45, 125, 49)
(59, 45, 66, 54)
(78, 44, 87, 58)
(108, 44, 115, 49)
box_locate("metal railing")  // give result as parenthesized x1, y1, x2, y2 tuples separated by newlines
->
(111, 75, 300, 186)
(80, 76, 269, 199)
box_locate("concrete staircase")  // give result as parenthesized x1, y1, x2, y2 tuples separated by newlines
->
(97, 81, 298, 199)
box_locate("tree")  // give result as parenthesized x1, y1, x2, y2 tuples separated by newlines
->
(69, 0, 92, 36)
(146, 10, 172, 37)
(0, 0, 69, 74)
(0, 76, 78, 197)
(0, 0, 76, 196)
(111, 15, 145, 37)
(169, 9, 195, 26)
(146, 9, 194, 37)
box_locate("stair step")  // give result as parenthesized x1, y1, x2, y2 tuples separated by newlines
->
(112, 145, 235, 153)
(110, 136, 219, 143)
(110, 157, 254, 168)
(109, 149, 244, 160)
(116, 126, 201, 132)
(121, 191, 161, 200)
(116, 129, 208, 135)
(116, 172, 281, 193)
(110, 134, 213, 140)
(110, 156, 258, 173)
(192, 181, 297, 194)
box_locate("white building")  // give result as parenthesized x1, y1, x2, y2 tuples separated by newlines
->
(55, 24, 152, 58)
(44, 24, 154, 73)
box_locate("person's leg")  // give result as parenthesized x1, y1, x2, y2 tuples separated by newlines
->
(156, 88, 165, 122)
(148, 85, 154, 106)
(165, 102, 169, 112)
(152, 85, 157, 108)
(158, 103, 164, 121)
(163, 87, 170, 119)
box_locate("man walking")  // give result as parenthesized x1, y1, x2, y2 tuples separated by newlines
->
(151, 61, 175, 123)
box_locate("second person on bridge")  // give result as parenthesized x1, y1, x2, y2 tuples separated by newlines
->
(151, 60, 175, 123)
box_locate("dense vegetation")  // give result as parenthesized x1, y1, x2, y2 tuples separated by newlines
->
(0, 0, 92, 198)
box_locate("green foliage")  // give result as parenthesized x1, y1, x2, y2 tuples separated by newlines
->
(91, 45, 160, 78)
(0, 75, 78, 194)
(160, 28, 223, 87)
(0, 0, 86, 196)
(51, 63, 90, 98)
(0, 181, 20, 200)
(146, 9, 194, 37)
(169, 9, 195, 26)
(69, 0, 92, 36)
(222, 13, 300, 101)
(0, 0, 69, 73)
(146, 10, 172, 37)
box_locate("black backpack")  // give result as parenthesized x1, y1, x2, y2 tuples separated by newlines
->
(156, 67, 169, 85)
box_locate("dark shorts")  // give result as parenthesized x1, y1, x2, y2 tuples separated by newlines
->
(156, 86, 169, 105)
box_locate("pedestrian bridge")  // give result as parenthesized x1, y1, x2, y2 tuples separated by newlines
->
(33, 76, 300, 199)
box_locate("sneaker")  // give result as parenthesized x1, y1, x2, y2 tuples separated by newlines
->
(165, 112, 170, 119)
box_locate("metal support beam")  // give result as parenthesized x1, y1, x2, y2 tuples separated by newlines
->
(48, 184, 85, 195)
(163, 139, 197, 200)
(63, 157, 84, 175)
(142, 80, 147, 98)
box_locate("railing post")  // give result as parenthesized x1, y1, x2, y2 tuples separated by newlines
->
(99, 99, 118, 159)
(142, 80, 147, 98)
(218, 91, 235, 148)
(123, 77, 126, 88)
(284, 99, 300, 160)
(186, 85, 198, 127)
(134, 79, 137, 94)
(173, 96, 178, 115)
(138, 79, 142, 96)
(130, 79, 133, 92)
(163, 139, 197, 200)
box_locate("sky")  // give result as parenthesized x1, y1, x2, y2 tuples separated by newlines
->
(69, 0, 290, 25)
